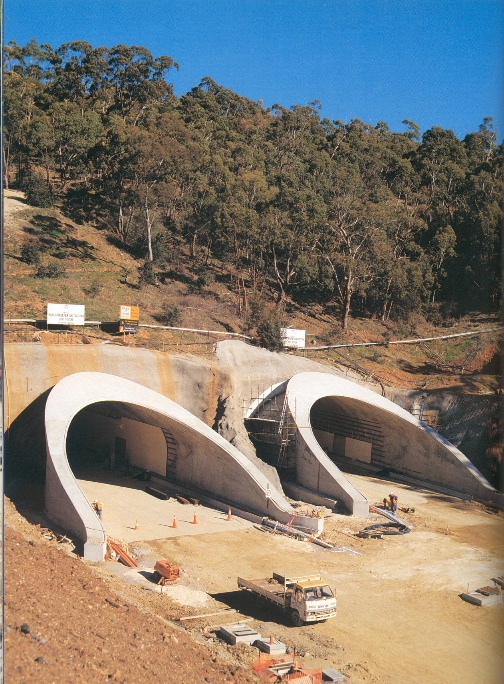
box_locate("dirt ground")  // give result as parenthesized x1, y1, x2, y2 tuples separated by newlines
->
(5, 472, 504, 684)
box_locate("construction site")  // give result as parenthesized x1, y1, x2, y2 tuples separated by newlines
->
(4, 334, 504, 684)
(3, 169, 503, 684)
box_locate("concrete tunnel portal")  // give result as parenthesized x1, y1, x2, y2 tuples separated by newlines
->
(43, 370, 502, 559)
(44, 372, 323, 561)
(247, 372, 501, 516)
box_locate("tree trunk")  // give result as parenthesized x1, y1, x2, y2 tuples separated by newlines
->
(190, 231, 197, 258)
(341, 273, 353, 330)
(3, 142, 10, 190)
(381, 278, 393, 321)
(144, 196, 154, 262)
(342, 292, 351, 330)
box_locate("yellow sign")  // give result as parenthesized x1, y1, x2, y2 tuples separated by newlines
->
(119, 305, 140, 321)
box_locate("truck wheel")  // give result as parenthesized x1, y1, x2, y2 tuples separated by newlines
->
(290, 610, 302, 627)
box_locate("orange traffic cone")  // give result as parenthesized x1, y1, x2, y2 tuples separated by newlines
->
(227, 507, 233, 521)
(134, 520, 140, 530)
(192, 512, 198, 525)
(172, 515, 178, 529)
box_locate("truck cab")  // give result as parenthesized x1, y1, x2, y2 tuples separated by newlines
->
(237, 572, 337, 626)
(288, 577, 337, 626)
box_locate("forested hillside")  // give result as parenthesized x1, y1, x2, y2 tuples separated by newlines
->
(5, 39, 502, 331)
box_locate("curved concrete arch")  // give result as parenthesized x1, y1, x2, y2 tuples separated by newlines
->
(285, 372, 500, 513)
(45, 372, 301, 560)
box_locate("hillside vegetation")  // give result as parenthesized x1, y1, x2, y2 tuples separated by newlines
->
(4, 39, 502, 335)
(5, 188, 501, 394)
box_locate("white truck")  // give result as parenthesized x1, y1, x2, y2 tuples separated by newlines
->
(237, 572, 337, 626)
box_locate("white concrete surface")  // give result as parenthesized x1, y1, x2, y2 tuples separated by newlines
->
(44, 372, 310, 560)
(252, 372, 502, 514)
(77, 471, 253, 543)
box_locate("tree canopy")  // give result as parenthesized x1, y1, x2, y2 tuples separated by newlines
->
(4, 39, 502, 328)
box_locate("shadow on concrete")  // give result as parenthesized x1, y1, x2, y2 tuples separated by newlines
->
(70, 466, 181, 503)
(4, 388, 52, 511)
(138, 570, 158, 583)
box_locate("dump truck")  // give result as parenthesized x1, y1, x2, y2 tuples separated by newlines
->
(237, 572, 336, 626)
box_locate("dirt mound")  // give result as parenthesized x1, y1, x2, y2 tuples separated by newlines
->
(4, 499, 260, 684)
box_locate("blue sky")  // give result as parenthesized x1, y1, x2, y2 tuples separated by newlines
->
(5, 0, 504, 140)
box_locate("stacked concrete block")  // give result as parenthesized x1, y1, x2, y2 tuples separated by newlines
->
(322, 668, 347, 682)
(256, 636, 287, 654)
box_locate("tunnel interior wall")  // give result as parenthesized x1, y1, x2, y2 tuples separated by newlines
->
(68, 408, 168, 475)
(311, 396, 495, 499)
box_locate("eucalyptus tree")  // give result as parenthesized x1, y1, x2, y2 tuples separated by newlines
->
(95, 113, 200, 261)
(3, 39, 54, 184)
(449, 137, 503, 311)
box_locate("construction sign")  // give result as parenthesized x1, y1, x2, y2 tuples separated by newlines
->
(119, 305, 140, 333)
(47, 303, 85, 326)
(281, 328, 306, 348)
(119, 305, 140, 321)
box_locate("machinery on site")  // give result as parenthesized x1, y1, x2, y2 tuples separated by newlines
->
(237, 572, 336, 626)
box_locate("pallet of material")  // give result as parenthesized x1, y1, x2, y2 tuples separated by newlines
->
(108, 540, 138, 568)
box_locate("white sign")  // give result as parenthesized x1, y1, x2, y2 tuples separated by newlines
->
(47, 303, 85, 326)
(281, 328, 306, 349)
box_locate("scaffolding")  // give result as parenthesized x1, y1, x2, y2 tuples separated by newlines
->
(244, 386, 297, 476)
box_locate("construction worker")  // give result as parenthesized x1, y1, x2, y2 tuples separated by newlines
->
(390, 493, 398, 514)
(92, 500, 104, 520)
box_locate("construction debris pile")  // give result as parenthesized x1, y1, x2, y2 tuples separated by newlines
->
(214, 622, 347, 682)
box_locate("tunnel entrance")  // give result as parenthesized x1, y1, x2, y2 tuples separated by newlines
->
(310, 396, 386, 475)
(42, 372, 304, 558)
(66, 401, 179, 483)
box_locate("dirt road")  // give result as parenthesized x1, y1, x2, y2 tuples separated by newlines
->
(141, 480, 504, 683)
(89, 474, 504, 683)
